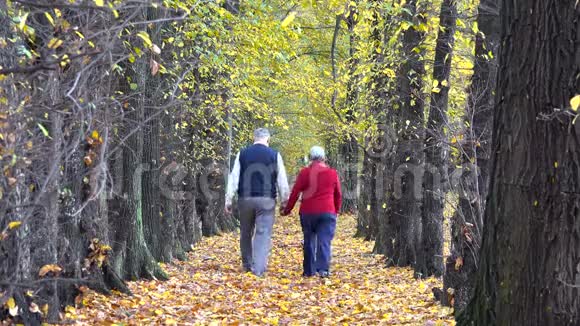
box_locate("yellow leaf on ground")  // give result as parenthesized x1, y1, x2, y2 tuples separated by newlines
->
(72, 215, 456, 325)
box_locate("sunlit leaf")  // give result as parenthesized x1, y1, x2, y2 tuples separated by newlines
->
(8, 221, 21, 229)
(281, 12, 297, 28)
(37, 123, 50, 137)
(45, 12, 55, 26)
(570, 94, 580, 112)
(6, 297, 17, 316)
(136, 31, 153, 48)
(39, 264, 62, 277)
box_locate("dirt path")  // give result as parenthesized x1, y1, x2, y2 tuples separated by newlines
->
(73, 215, 455, 325)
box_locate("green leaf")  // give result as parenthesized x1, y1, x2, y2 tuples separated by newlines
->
(136, 31, 153, 48)
(130, 83, 138, 90)
(37, 123, 50, 138)
(94, 0, 104, 6)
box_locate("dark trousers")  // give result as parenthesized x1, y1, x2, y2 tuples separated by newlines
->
(300, 213, 337, 276)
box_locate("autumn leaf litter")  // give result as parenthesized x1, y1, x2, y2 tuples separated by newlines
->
(73, 215, 455, 325)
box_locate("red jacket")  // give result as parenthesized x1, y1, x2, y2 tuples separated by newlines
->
(284, 161, 342, 215)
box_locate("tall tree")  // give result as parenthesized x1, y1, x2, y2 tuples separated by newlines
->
(437, 0, 499, 313)
(339, 1, 360, 213)
(110, 18, 167, 280)
(357, 0, 382, 239)
(458, 0, 580, 324)
(379, 0, 426, 267)
(415, 0, 457, 278)
(142, 6, 174, 263)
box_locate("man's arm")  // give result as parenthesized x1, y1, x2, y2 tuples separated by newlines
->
(225, 153, 241, 210)
(277, 153, 290, 204)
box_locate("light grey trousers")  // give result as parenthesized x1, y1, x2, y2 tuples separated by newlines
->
(238, 197, 276, 276)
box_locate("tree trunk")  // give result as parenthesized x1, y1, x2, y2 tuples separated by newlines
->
(356, 147, 375, 238)
(141, 6, 177, 263)
(45, 74, 63, 321)
(458, 0, 580, 324)
(110, 54, 167, 281)
(381, 0, 425, 267)
(438, 0, 499, 314)
(339, 2, 360, 214)
(369, 0, 398, 254)
(415, 0, 457, 278)
(357, 0, 384, 240)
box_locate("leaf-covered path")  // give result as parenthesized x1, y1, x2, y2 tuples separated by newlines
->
(74, 216, 455, 325)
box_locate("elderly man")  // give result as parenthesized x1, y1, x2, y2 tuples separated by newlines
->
(225, 128, 290, 276)
(282, 146, 341, 278)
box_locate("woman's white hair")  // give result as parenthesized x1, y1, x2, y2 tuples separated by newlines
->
(309, 146, 326, 161)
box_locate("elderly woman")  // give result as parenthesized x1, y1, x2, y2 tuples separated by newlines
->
(282, 146, 342, 278)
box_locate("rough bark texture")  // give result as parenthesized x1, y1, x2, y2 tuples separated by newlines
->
(357, 3, 386, 239)
(110, 55, 167, 281)
(370, 1, 398, 255)
(357, 148, 377, 239)
(141, 7, 175, 263)
(458, 0, 580, 324)
(438, 0, 499, 314)
(381, 0, 425, 267)
(416, 0, 457, 278)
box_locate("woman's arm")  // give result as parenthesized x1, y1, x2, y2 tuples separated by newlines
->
(283, 168, 308, 215)
(333, 170, 342, 214)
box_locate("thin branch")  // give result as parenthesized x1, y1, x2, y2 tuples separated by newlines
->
(0, 51, 102, 75)
(12, 0, 110, 12)
(330, 14, 345, 124)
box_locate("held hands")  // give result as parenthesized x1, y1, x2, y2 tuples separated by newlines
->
(225, 204, 233, 215)
(280, 201, 290, 216)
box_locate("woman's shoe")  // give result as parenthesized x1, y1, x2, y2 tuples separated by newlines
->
(319, 271, 330, 278)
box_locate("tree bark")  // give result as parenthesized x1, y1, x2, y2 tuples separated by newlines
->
(356, 147, 376, 238)
(438, 0, 499, 314)
(415, 0, 457, 278)
(381, 0, 425, 267)
(359, 0, 392, 241)
(339, 2, 360, 214)
(110, 52, 167, 281)
(458, 0, 580, 324)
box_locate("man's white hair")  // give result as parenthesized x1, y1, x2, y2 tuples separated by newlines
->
(254, 128, 271, 140)
(309, 146, 325, 161)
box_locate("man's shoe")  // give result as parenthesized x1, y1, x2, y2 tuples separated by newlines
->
(319, 271, 330, 278)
